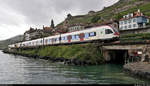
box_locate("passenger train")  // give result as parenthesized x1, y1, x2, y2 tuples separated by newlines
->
(8, 25, 120, 49)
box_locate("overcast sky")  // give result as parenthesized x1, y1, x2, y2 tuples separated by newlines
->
(0, 0, 119, 40)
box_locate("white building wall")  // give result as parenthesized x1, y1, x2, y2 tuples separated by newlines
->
(68, 26, 84, 32)
(119, 18, 139, 30)
(25, 33, 30, 41)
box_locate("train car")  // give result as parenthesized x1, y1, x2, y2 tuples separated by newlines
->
(8, 44, 15, 50)
(8, 44, 15, 48)
(22, 41, 29, 48)
(8, 25, 119, 49)
(35, 38, 44, 46)
(60, 33, 70, 44)
(14, 42, 21, 48)
(30, 39, 37, 47)
(50, 35, 61, 45)
(60, 25, 119, 44)
(44, 36, 53, 45)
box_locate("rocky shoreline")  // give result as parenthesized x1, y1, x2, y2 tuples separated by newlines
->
(2, 50, 95, 66)
(123, 62, 150, 80)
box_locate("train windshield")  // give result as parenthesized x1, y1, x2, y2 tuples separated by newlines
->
(105, 29, 113, 34)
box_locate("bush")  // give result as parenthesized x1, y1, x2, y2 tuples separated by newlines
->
(91, 15, 101, 23)
(17, 44, 105, 65)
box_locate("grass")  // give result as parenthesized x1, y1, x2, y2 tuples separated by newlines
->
(56, 0, 150, 27)
(113, 3, 150, 20)
(17, 43, 105, 64)
(120, 33, 150, 42)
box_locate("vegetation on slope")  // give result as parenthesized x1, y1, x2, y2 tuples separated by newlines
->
(113, 3, 150, 20)
(57, 0, 150, 26)
(0, 35, 23, 50)
(17, 43, 104, 65)
(120, 33, 150, 42)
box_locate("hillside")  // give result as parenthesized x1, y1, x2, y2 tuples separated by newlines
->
(0, 35, 23, 50)
(56, 0, 150, 28)
(1, 0, 150, 50)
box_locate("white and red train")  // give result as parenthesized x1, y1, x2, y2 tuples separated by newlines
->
(8, 25, 120, 49)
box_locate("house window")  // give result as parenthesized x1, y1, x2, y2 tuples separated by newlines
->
(124, 20, 127, 24)
(133, 18, 136, 22)
(120, 27, 123, 30)
(128, 19, 131, 23)
(133, 24, 137, 27)
(128, 25, 131, 28)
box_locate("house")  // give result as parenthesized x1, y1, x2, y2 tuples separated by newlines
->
(24, 27, 44, 41)
(43, 25, 55, 33)
(68, 25, 85, 32)
(119, 9, 149, 31)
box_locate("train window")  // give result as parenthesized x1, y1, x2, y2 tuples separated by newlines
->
(40, 40, 43, 43)
(75, 35, 79, 39)
(105, 29, 113, 34)
(61, 37, 64, 40)
(72, 35, 75, 40)
(48, 39, 51, 43)
(65, 36, 67, 40)
(85, 33, 89, 38)
(89, 32, 96, 37)
(54, 38, 57, 41)
(56, 38, 59, 41)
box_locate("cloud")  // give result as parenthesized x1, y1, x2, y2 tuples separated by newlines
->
(0, 0, 119, 40)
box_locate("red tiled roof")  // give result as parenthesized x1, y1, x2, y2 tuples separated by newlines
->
(119, 11, 148, 21)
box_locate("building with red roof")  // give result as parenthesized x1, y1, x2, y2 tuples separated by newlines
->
(119, 9, 149, 31)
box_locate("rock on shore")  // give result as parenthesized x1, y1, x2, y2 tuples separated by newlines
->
(123, 62, 150, 80)
(2, 50, 98, 66)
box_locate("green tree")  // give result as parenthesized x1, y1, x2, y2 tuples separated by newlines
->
(91, 15, 101, 23)
(114, 13, 123, 20)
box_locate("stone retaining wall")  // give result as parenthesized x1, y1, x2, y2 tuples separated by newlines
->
(123, 62, 150, 80)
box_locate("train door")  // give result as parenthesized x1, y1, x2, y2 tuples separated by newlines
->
(45, 39, 48, 45)
(52, 38, 54, 45)
(98, 29, 105, 40)
(104, 29, 114, 39)
(67, 35, 72, 43)
(79, 33, 84, 41)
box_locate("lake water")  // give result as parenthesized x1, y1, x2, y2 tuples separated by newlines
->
(0, 50, 149, 84)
